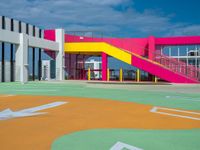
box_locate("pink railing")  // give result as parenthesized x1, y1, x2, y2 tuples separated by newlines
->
(153, 51, 200, 81)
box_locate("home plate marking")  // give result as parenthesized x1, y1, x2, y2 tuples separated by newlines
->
(150, 106, 200, 120)
(0, 101, 67, 120)
(110, 141, 143, 150)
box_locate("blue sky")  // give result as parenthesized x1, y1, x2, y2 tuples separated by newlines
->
(0, 0, 200, 37)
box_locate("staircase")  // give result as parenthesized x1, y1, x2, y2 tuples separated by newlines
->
(153, 51, 200, 82)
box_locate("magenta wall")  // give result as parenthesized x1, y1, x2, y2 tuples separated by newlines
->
(155, 36, 200, 45)
(45, 30, 200, 58)
(43, 30, 56, 59)
(44, 30, 56, 41)
(44, 30, 200, 58)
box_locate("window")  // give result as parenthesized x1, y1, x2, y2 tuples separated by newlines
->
(162, 46, 170, 56)
(198, 58, 200, 68)
(171, 46, 178, 56)
(187, 45, 196, 56)
(197, 45, 200, 56)
(179, 45, 188, 56)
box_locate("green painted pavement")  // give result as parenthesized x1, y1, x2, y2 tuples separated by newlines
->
(0, 82, 199, 149)
(0, 82, 200, 110)
(51, 129, 200, 150)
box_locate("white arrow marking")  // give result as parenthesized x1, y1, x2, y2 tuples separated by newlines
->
(110, 141, 143, 150)
(0, 101, 67, 120)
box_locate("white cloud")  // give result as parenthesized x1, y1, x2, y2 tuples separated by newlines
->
(0, 0, 199, 37)
(81, 0, 128, 5)
(166, 25, 200, 36)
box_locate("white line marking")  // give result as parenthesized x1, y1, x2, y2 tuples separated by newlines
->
(152, 106, 200, 115)
(110, 141, 143, 150)
(0, 101, 67, 120)
(150, 106, 200, 121)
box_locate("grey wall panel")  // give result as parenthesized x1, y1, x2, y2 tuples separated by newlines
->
(5, 61, 11, 82)
(0, 16, 42, 37)
(41, 30, 44, 38)
(0, 62, 15, 82)
(13, 63, 15, 81)
(0, 16, 43, 38)
(35, 27, 39, 38)
(21, 22, 26, 34)
(5, 17, 11, 30)
(13, 20, 19, 32)
(29, 24, 33, 36)
(0, 16, 2, 29)
(0, 63, 1, 81)
(0, 29, 20, 44)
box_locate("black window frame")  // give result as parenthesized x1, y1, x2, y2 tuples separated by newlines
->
(26, 23, 29, 34)
(11, 18, 14, 31)
(19, 21, 22, 33)
(2, 16, 5, 29)
(39, 29, 42, 38)
(33, 25, 35, 37)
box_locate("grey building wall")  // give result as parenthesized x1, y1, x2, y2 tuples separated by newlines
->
(0, 61, 15, 82)
(0, 16, 43, 38)
(0, 16, 44, 82)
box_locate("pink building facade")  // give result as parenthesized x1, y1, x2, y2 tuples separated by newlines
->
(44, 30, 200, 83)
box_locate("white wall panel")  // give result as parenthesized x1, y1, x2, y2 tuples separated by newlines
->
(0, 29, 58, 50)
(5, 17, 11, 30)
(0, 28, 20, 44)
(13, 20, 19, 32)
(0, 16, 2, 29)
(41, 30, 44, 38)
(21, 22, 26, 34)
(29, 36, 59, 50)
(0, 63, 1, 81)
(5, 62, 11, 82)
(29, 24, 33, 36)
(0, 16, 42, 36)
(35, 27, 39, 38)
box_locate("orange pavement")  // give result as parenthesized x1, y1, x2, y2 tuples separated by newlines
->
(0, 95, 199, 150)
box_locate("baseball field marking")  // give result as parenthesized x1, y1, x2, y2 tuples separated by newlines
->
(110, 141, 143, 150)
(0, 101, 67, 120)
(150, 106, 200, 120)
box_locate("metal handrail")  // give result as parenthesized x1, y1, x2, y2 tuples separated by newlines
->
(153, 51, 200, 80)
